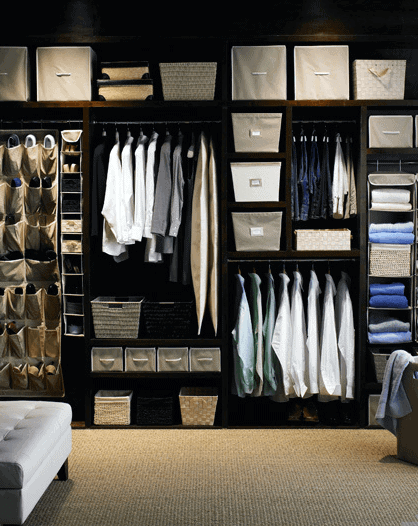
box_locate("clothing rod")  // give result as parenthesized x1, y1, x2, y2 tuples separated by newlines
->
(293, 120, 357, 124)
(229, 258, 357, 263)
(367, 160, 418, 165)
(93, 120, 221, 125)
(0, 120, 82, 125)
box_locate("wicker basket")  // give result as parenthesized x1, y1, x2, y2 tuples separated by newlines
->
(159, 62, 217, 100)
(136, 393, 174, 426)
(369, 244, 411, 276)
(179, 387, 218, 426)
(371, 351, 391, 383)
(94, 390, 133, 426)
(295, 229, 351, 251)
(91, 296, 144, 339)
(353, 60, 406, 100)
(142, 300, 193, 338)
(97, 79, 153, 101)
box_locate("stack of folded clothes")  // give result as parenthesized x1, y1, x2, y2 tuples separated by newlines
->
(370, 187, 412, 211)
(369, 221, 415, 244)
(368, 282, 411, 343)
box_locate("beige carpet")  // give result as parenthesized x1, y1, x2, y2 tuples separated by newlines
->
(24, 428, 418, 526)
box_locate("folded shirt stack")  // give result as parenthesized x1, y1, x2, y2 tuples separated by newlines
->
(369, 221, 415, 244)
(370, 187, 412, 211)
(368, 282, 411, 344)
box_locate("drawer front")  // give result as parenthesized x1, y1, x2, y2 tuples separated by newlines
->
(62, 239, 82, 253)
(91, 347, 123, 372)
(190, 348, 221, 372)
(125, 347, 157, 372)
(157, 347, 189, 372)
(61, 220, 82, 233)
(369, 115, 413, 148)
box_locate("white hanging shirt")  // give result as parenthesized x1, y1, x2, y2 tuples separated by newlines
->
(290, 270, 309, 398)
(120, 134, 135, 244)
(332, 133, 349, 219)
(248, 272, 264, 397)
(143, 131, 159, 239)
(131, 133, 148, 242)
(306, 269, 321, 396)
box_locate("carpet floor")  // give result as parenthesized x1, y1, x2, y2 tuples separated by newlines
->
(23, 428, 418, 526)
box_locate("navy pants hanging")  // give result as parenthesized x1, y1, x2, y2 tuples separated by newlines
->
(291, 135, 300, 221)
(298, 134, 309, 221)
(309, 135, 321, 219)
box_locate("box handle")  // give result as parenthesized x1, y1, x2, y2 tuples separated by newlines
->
(314, 72, 330, 75)
(99, 359, 115, 364)
(56, 72, 72, 77)
(383, 131, 400, 134)
(251, 71, 267, 75)
(165, 358, 182, 362)
(197, 358, 213, 362)
(0, 73, 8, 76)
(133, 358, 149, 362)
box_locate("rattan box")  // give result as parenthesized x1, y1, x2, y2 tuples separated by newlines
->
(179, 387, 218, 426)
(369, 244, 411, 276)
(94, 390, 133, 426)
(159, 62, 217, 100)
(353, 59, 406, 100)
(295, 229, 351, 251)
(91, 296, 144, 339)
(371, 351, 391, 383)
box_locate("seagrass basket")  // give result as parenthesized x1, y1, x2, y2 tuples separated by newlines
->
(159, 62, 217, 100)
(94, 390, 133, 426)
(371, 351, 391, 383)
(179, 387, 218, 426)
(91, 296, 144, 338)
(369, 244, 411, 276)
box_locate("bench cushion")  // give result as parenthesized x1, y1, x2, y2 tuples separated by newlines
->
(0, 401, 72, 489)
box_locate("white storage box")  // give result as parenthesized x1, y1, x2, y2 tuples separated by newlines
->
(353, 60, 406, 100)
(231, 162, 281, 202)
(157, 347, 189, 372)
(294, 45, 349, 100)
(232, 211, 282, 251)
(369, 115, 413, 148)
(231, 45, 287, 100)
(36, 47, 96, 101)
(232, 113, 282, 152)
(0, 47, 30, 101)
(190, 348, 221, 372)
(125, 347, 157, 372)
(295, 229, 351, 251)
(91, 347, 123, 372)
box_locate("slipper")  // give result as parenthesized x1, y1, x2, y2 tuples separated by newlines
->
(25, 134, 36, 148)
(62, 164, 70, 172)
(70, 164, 79, 172)
(43, 134, 55, 149)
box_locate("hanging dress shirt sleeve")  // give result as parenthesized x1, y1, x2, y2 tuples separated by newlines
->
(121, 135, 135, 244)
(290, 270, 309, 398)
(262, 272, 278, 396)
(131, 134, 148, 242)
(306, 269, 321, 396)
(151, 134, 173, 237)
(143, 132, 159, 239)
(332, 134, 348, 219)
(168, 133, 185, 238)
(248, 272, 264, 397)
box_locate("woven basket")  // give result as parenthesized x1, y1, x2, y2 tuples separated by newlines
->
(97, 79, 153, 101)
(353, 59, 406, 100)
(136, 394, 174, 426)
(91, 296, 144, 339)
(142, 300, 193, 338)
(159, 62, 217, 100)
(179, 387, 218, 426)
(371, 351, 391, 383)
(295, 229, 351, 251)
(369, 244, 411, 276)
(94, 390, 133, 426)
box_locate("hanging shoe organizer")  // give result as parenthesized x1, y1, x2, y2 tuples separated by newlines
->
(0, 129, 63, 396)
(60, 130, 84, 337)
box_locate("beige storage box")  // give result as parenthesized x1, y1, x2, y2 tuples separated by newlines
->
(231, 45, 287, 100)
(295, 229, 351, 251)
(369, 243, 411, 276)
(97, 79, 153, 101)
(91, 347, 123, 372)
(61, 239, 82, 253)
(232, 113, 282, 152)
(368, 115, 413, 148)
(232, 211, 283, 251)
(157, 347, 189, 372)
(231, 162, 281, 202)
(36, 46, 96, 101)
(294, 45, 349, 100)
(190, 348, 221, 372)
(94, 390, 132, 426)
(100, 61, 149, 80)
(353, 59, 406, 100)
(125, 347, 157, 373)
(61, 219, 82, 233)
(159, 62, 217, 100)
(0, 47, 30, 101)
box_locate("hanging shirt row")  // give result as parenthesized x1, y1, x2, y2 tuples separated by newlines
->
(232, 268, 355, 403)
(292, 127, 357, 222)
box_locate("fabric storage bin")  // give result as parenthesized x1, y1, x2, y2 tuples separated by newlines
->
(97, 79, 153, 101)
(157, 347, 189, 372)
(231, 162, 281, 202)
(294, 45, 349, 100)
(353, 60, 406, 100)
(100, 61, 149, 80)
(94, 390, 133, 426)
(231, 211, 282, 251)
(91, 296, 144, 339)
(125, 347, 157, 372)
(136, 392, 174, 425)
(0, 47, 30, 101)
(231, 45, 287, 100)
(36, 47, 96, 101)
(232, 113, 282, 152)
(189, 348, 221, 372)
(61, 239, 82, 253)
(141, 300, 193, 338)
(91, 347, 123, 372)
(159, 62, 217, 100)
(295, 229, 351, 251)
(368, 115, 413, 148)
(371, 350, 391, 383)
(369, 243, 411, 276)
(179, 387, 218, 426)
(61, 219, 82, 233)
(61, 179, 81, 192)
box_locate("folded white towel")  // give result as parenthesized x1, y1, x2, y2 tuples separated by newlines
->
(371, 188, 410, 203)
(371, 202, 412, 211)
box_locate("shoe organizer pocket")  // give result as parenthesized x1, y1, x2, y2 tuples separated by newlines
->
(44, 325, 60, 358)
(9, 325, 26, 358)
(40, 143, 58, 177)
(3, 144, 23, 176)
(0, 294, 6, 319)
(7, 287, 25, 319)
(4, 220, 25, 253)
(6, 184, 23, 216)
(26, 325, 43, 357)
(25, 258, 59, 283)
(26, 287, 43, 320)
(21, 143, 39, 178)
(28, 358, 46, 390)
(11, 360, 28, 389)
(44, 358, 63, 395)
(0, 361, 10, 388)
(44, 288, 61, 321)
(41, 184, 58, 215)
(0, 183, 6, 217)
(25, 185, 42, 214)
(0, 259, 25, 283)
(0, 331, 7, 358)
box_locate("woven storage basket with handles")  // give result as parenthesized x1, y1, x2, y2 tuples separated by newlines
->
(295, 229, 351, 251)
(369, 244, 411, 276)
(159, 62, 217, 100)
(91, 296, 144, 339)
(371, 351, 392, 383)
(94, 390, 133, 426)
(179, 387, 218, 426)
(353, 60, 406, 100)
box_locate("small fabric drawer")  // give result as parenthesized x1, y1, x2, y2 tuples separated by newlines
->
(0, 47, 30, 101)
(62, 239, 82, 253)
(125, 347, 157, 372)
(368, 115, 413, 148)
(232, 113, 282, 152)
(91, 347, 123, 372)
(232, 211, 282, 251)
(61, 220, 82, 233)
(231, 45, 286, 100)
(294, 45, 349, 100)
(36, 46, 96, 101)
(157, 347, 189, 372)
(231, 162, 281, 202)
(190, 348, 221, 372)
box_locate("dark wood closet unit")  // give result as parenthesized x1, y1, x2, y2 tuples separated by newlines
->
(1, 33, 418, 428)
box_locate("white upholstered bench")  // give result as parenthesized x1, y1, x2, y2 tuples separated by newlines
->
(0, 401, 72, 525)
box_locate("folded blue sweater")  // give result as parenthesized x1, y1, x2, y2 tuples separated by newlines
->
(368, 331, 412, 344)
(369, 282, 405, 296)
(369, 232, 415, 244)
(369, 222, 414, 233)
(369, 295, 408, 308)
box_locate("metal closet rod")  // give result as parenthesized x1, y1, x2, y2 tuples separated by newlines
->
(93, 120, 222, 125)
(367, 160, 418, 165)
(230, 258, 357, 263)
(293, 120, 357, 124)
(0, 119, 82, 125)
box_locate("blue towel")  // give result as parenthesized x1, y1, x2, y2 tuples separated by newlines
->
(369, 222, 414, 233)
(368, 331, 412, 344)
(369, 232, 415, 244)
(369, 282, 405, 296)
(369, 295, 408, 308)
(375, 350, 414, 436)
